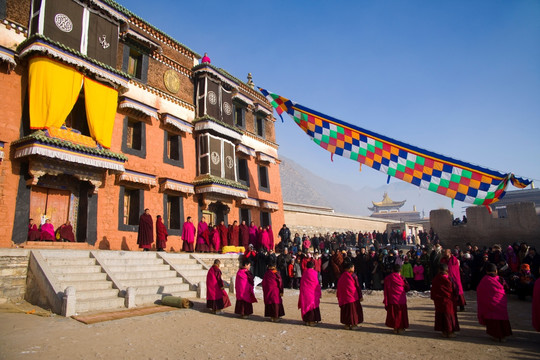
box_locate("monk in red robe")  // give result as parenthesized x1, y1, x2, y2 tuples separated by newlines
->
(217, 221, 228, 249)
(196, 216, 209, 253)
(260, 228, 270, 251)
(228, 220, 239, 246)
(477, 263, 512, 342)
(155, 215, 168, 251)
(181, 216, 196, 252)
(262, 259, 285, 322)
(58, 220, 75, 242)
(206, 259, 230, 314)
(431, 263, 460, 338)
(137, 209, 154, 251)
(336, 261, 363, 330)
(210, 225, 221, 253)
(383, 264, 410, 334)
(533, 274, 540, 332)
(440, 249, 466, 311)
(298, 260, 322, 326)
(235, 258, 257, 318)
(27, 219, 40, 241)
(248, 221, 257, 247)
(239, 220, 250, 249)
(267, 225, 275, 251)
(40, 219, 55, 241)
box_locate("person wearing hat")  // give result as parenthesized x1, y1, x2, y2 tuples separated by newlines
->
(517, 263, 535, 300)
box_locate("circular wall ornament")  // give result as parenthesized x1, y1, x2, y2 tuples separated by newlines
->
(211, 151, 220, 165)
(208, 91, 217, 105)
(223, 102, 232, 115)
(163, 69, 180, 94)
(54, 14, 73, 33)
(225, 156, 233, 169)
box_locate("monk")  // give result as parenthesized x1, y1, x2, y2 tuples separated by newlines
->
(248, 221, 258, 247)
(137, 209, 154, 251)
(440, 249, 466, 311)
(235, 258, 257, 318)
(181, 216, 196, 252)
(217, 221, 228, 248)
(431, 263, 460, 338)
(383, 263, 410, 334)
(40, 219, 55, 241)
(533, 272, 540, 332)
(206, 259, 230, 314)
(210, 225, 220, 253)
(228, 220, 239, 246)
(298, 260, 322, 326)
(267, 225, 275, 251)
(477, 262, 512, 342)
(196, 216, 209, 253)
(336, 261, 363, 330)
(28, 219, 40, 241)
(262, 259, 285, 322)
(239, 220, 250, 248)
(58, 220, 75, 242)
(155, 215, 168, 251)
(260, 227, 270, 251)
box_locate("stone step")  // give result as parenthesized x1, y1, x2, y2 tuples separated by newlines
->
(177, 269, 207, 277)
(132, 283, 191, 295)
(188, 275, 207, 283)
(114, 270, 177, 281)
(121, 277, 185, 287)
(49, 265, 103, 274)
(56, 272, 107, 282)
(162, 253, 191, 259)
(173, 264, 203, 270)
(76, 296, 125, 314)
(166, 258, 199, 265)
(46, 258, 97, 266)
(59, 280, 113, 291)
(105, 264, 171, 273)
(95, 251, 159, 259)
(100, 258, 165, 266)
(39, 250, 91, 258)
(136, 291, 197, 305)
(76, 288, 120, 301)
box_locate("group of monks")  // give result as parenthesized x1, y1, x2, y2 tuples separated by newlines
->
(205, 255, 540, 342)
(180, 216, 274, 253)
(27, 218, 75, 242)
(136, 209, 168, 251)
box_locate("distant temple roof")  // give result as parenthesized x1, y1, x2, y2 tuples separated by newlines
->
(368, 192, 406, 212)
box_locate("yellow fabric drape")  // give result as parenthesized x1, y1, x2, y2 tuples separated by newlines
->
(28, 57, 83, 129)
(83, 77, 118, 149)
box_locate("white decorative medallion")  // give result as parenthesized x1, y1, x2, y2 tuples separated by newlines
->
(225, 156, 233, 169)
(54, 14, 73, 33)
(223, 102, 232, 115)
(208, 91, 217, 105)
(99, 35, 110, 49)
(211, 151, 220, 165)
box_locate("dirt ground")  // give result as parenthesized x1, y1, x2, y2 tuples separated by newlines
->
(0, 289, 538, 360)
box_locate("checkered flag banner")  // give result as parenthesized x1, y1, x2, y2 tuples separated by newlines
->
(260, 88, 531, 206)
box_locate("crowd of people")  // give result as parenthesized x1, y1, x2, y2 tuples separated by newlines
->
(27, 218, 75, 242)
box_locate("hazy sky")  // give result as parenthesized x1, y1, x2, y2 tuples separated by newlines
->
(118, 0, 540, 210)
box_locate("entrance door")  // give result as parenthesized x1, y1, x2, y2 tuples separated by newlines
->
(30, 186, 71, 229)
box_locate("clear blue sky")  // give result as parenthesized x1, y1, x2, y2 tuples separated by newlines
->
(119, 0, 540, 209)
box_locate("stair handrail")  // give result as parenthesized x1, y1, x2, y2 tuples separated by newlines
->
(158, 252, 201, 292)
(28, 250, 65, 315)
(90, 250, 126, 295)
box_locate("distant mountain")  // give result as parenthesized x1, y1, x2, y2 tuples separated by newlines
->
(279, 155, 456, 218)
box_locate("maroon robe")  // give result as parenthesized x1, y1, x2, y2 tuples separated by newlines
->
(262, 269, 285, 318)
(28, 224, 40, 241)
(181, 221, 196, 252)
(248, 225, 258, 246)
(431, 273, 460, 333)
(228, 225, 239, 246)
(137, 213, 154, 249)
(337, 271, 363, 326)
(239, 224, 250, 248)
(156, 217, 168, 250)
(383, 272, 410, 330)
(40, 223, 55, 241)
(217, 224, 228, 248)
(206, 265, 229, 311)
(196, 221, 209, 252)
(58, 224, 75, 242)
(268, 226, 275, 251)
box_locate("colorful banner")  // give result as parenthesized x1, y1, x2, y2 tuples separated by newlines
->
(260, 88, 531, 206)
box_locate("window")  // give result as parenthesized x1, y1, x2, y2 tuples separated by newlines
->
(234, 103, 245, 128)
(198, 134, 236, 180)
(240, 208, 251, 224)
(256, 115, 265, 138)
(122, 44, 148, 83)
(122, 117, 146, 158)
(198, 135, 209, 175)
(166, 194, 183, 231)
(237, 158, 249, 186)
(64, 90, 90, 136)
(164, 132, 184, 167)
(258, 165, 270, 192)
(260, 211, 271, 228)
(118, 186, 144, 231)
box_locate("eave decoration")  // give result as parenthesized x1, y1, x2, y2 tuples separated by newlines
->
(260, 88, 532, 206)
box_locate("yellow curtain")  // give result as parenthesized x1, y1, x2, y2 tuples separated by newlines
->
(83, 77, 118, 149)
(28, 57, 83, 129)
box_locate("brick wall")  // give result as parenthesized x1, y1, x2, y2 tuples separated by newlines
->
(196, 254, 242, 282)
(0, 250, 30, 304)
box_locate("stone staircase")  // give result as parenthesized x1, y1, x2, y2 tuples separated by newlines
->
(35, 250, 203, 314)
(42, 250, 124, 313)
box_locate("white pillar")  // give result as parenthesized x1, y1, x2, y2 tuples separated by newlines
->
(61, 286, 76, 317)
